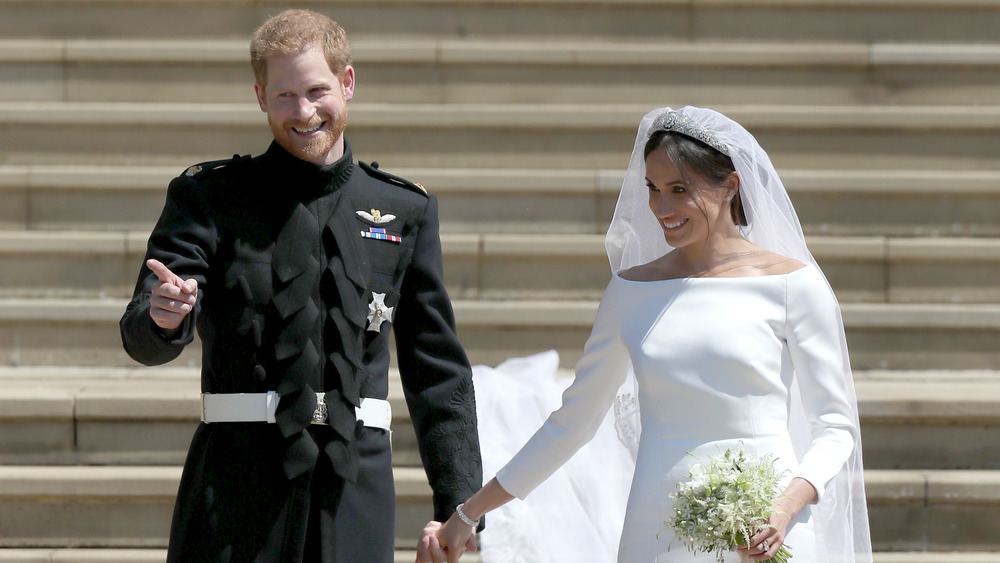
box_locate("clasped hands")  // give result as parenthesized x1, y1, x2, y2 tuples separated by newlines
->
(415, 515, 477, 563)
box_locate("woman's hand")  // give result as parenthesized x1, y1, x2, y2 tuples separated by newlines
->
(415, 517, 476, 563)
(415, 521, 446, 563)
(735, 477, 817, 561)
(416, 477, 513, 563)
(440, 513, 478, 563)
(736, 511, 789, 561)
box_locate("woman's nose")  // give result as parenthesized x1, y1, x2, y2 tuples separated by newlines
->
(653, 195, 674, 217)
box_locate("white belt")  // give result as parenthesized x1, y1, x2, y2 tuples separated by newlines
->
(201, 392, 392, 432)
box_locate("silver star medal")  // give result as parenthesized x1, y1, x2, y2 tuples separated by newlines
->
(367, 292, 394, 332)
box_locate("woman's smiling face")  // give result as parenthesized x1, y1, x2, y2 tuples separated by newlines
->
(644, 148, 733, 248)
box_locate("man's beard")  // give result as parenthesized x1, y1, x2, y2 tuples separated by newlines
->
(269, 111, 348, 165)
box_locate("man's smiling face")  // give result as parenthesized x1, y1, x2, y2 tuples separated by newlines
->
(254, 45, 354, 165)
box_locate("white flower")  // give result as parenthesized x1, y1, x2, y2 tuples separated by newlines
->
(664, 445, 793, 563)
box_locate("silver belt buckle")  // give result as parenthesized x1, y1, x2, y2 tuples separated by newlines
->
(312, 392, 328, 425)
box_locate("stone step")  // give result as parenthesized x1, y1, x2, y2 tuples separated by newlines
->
(0, 549, 482, 563)
(3, 298, 1000, 370)
(0, 552, 991, 563)
(6, 38, 1000, 106)
(0, 366, 417, 466)
(0, 366, 997, 470)
(0, 550, 996, 563)
(874, 555, 1000, 563)
(4, 231, 1000, 304)
(0, 550, 167, 563)
(0, 465, 435, 550)
(2, 102, 1000, 170)
(0, 466, 994, 551)
(1, 0, 998, 43)
(856, 379, 1000, 470)
(4, 165, 1000, 237)
(24, 232, 1000, 303)
(867, 470, 1000, 552)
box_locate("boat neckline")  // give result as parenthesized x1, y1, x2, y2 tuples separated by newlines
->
(614, 263, 814, 283)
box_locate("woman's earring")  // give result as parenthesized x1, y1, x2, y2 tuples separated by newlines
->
(725, 194, 733, 202)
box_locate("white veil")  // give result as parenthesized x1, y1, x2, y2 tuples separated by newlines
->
(606, 106, 873, 562)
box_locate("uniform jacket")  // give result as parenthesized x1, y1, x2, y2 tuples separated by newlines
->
(120, 140, 483, 562)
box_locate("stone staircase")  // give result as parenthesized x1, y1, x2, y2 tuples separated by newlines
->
(1, 0, 999, 561)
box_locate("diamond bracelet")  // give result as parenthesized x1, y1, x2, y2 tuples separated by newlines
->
(454, 503, 480, 528)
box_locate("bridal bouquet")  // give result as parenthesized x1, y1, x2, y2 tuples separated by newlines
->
(665, 446, 792, 562)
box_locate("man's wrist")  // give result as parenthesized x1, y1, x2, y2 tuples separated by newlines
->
(154, 322, 181, 340)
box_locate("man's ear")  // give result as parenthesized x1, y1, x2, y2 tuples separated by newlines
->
(341, 66, 355, 102)
(254, 82, 267, 113)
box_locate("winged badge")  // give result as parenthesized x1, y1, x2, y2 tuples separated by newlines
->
(356, 209, 397, 225)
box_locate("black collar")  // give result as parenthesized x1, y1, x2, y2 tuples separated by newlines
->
(260, 138, 355, 195)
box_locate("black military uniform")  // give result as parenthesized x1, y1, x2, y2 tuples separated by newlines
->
(120, 140, 483, 562)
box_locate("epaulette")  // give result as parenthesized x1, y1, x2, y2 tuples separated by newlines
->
(359, 161, 428, 196)
(182, 153, 253, 178)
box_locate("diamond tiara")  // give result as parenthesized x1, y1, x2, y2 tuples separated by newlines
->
(650, 111, 730, 157)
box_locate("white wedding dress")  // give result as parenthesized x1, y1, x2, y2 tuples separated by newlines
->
(494, 265, 857, 562)
(473, 350, 634, 563)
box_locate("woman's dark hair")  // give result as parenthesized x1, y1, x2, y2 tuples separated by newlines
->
(644, 130, 747, 226)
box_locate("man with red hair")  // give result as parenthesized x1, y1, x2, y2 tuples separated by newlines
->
(121, 10, 483, 562)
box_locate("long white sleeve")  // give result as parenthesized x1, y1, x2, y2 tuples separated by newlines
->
(496, 278, 630, 499)
(784, 268, 858, 501)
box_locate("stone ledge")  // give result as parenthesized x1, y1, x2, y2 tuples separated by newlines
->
(1, 365, 993, 383)
(0, 232, 127, 254)
(2, 369, 998, 423)
(0, 548, 482, 563)
(0, 166, 177, 191)
(7, 230, 1000, 266)
(856, 369, 1000, 382)
(0, 466, 180, 499)
(0, 550, 994, 563)
(9, 38, 1000, 68)
(74, 391, 198, 421)
(0, 299, 125, 322)
(872, 44, 1000, 65)
(0, 0, 996, 7)
(4, 297, 1000, 329)
(0, 390, 74, 419)
(866, 470, 1000, 505)
(0, 466, 995, 506)
(692, 0, 1000, 6)
(435, 40, 868, 66)
(890, 238, 1000, 262)
(778, 169, 1000, 196)
(0, 465, 419, 499)
(926, 470, 1000, 504)
(873, 554, 1000, 563)
(5, 165, 1000, 197)
(844, 303, 1000, 330)
(4, 102, 1000, 131)
(0, 366, 199, 380)
(2, 299, 999, 369)
(0, 549, 167, 563)
(856, 381, 1000, 421)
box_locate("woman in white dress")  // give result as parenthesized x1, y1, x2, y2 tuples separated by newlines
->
(417, 106, 872, 563)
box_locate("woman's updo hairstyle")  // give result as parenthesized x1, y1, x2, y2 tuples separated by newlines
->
(643, 129, 748, 227)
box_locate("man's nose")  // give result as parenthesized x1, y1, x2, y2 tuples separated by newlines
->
(294, 97, 316, 120)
